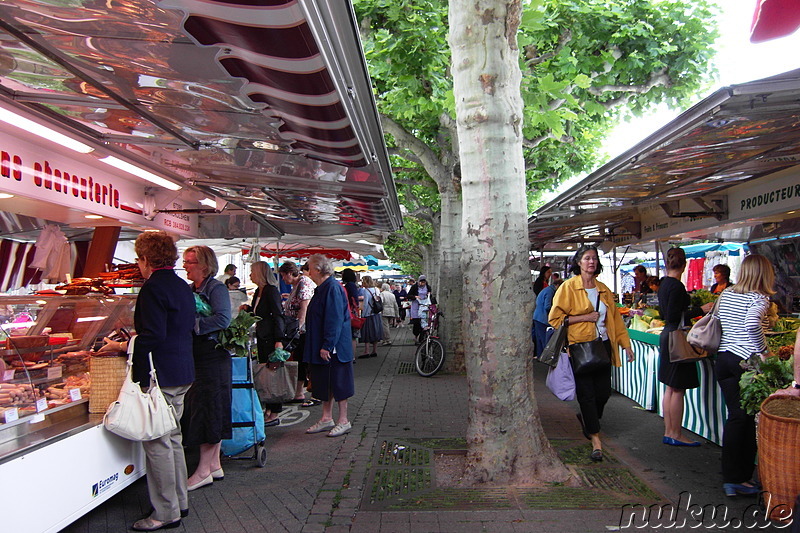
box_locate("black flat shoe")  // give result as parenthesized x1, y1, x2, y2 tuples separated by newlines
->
(590, 449, 603, 462)
(357, 354, 371, 359)
(264, 418, 280, 427)
(370, 352, 378, 357)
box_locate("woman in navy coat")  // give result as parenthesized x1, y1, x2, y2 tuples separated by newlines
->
(100, 231, 195, 531)
(303, 254, 354, 438)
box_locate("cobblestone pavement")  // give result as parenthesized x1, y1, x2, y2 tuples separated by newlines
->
(64, 324, 786, 532)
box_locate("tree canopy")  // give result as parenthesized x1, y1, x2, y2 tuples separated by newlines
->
(356, 0, 719, 222)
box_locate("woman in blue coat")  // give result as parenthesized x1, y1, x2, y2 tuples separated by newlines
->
(303, 254, 354, 438)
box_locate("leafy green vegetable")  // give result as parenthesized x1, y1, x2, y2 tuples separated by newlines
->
(690, 289, 717, 308)
(631, 315, 650, 332)
(739, 355, 795, 416)
(643, 308, 660, 319)
(217, 312, 260, 357)
(767, 332, 797, 352)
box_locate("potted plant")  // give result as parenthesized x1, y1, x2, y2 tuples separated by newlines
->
(217, 312, 260, 357)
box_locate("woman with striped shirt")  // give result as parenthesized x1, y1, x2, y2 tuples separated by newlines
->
(715, 254, 775, 497)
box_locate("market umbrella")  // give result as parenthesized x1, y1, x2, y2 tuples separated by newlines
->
(751, 0, 800, 42)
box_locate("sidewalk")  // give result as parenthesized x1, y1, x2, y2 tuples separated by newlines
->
(64, 325, 785, 533)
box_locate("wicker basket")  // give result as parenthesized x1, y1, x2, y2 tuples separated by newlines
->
(758, 395, 800, 522)
(89, 354, 128, 414)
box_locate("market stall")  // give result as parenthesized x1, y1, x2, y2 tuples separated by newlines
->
(0, 1, 402, 530)
(529, 69, 800, 444)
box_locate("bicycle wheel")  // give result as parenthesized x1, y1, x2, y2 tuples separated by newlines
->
(415, 338, 445, 377)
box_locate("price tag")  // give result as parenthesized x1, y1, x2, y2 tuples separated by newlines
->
(35, 398, 48, 412)
(29, 413, 45, 424)
(3, 369, 14, 381)
(4, 408, 18, 423)
(69, 388, 82, 401)
(47, 366, 63, 380)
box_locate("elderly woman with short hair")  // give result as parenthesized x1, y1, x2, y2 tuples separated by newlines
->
(379, 283, 398, 346)
(101, 231, 195, 531)
(182, 245, 232, 492)
(303, 254, 354, 437)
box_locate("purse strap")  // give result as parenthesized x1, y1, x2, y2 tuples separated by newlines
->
(590, 290, 602, 337)
(709, 292, 723, 317)
(126, 335, 162, 390)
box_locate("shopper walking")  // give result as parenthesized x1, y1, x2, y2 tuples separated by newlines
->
(379, 283, 398, 345)
(549, 245, 634, 462)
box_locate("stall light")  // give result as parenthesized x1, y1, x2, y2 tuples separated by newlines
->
(99, 156, 182, 191)
(199, 197, 217, 208)
(85, 214, 103, 219)
(0, 107, 94, 154)
(1, 321, 36, 330)
(780, 232, 800, 240)
(76, 316, 108, 323)
(0, 193, 13, 199)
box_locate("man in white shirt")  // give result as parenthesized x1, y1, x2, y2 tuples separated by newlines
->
(217, 263, 236, 283)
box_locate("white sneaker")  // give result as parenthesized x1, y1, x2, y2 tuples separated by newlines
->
(327, 422, 352, 437)
(306, 419, 335, 434)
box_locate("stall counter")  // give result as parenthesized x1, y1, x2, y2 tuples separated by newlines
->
(612, 327, 727, 445)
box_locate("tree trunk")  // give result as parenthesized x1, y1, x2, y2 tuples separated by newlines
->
(438, 182, 465, 372)
(450, 0, 570, 485)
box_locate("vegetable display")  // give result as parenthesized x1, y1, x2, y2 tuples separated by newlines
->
(690, 289, 717, 308)
(739, 355, 795, 416)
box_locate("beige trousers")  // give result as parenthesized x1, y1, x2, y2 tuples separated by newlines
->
(143, 384, 191, 522)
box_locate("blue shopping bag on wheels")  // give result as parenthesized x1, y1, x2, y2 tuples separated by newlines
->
(222, 357, 266, 456)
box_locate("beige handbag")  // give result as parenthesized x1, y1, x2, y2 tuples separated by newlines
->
(686, 296, 722, 353)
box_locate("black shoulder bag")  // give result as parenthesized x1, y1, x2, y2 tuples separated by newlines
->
(569, 291, 611, 375)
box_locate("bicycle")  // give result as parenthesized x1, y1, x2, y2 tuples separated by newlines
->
(414, 302, 445, 377)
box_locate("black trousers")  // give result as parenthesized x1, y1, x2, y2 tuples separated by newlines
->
(715, 350, 757, 484)
(411, 318, 422, 338)
(574, 340, 613, 435)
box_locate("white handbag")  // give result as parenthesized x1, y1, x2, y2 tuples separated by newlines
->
(103, 336, 178, 441)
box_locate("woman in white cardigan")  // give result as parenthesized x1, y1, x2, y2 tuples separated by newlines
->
(379, 283, 399, 345)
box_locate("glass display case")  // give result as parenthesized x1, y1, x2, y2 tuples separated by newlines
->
(0, 294, 146, 533)
(0, 294, 136, 458)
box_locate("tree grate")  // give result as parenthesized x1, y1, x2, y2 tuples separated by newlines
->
(370, 467, 433, 502)
(362, 437, 667, 511)
(397, 361, 416, 375)
(577, 467, 661, 500)
(376, 440, 432, 467)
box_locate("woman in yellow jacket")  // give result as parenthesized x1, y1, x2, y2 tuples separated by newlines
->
(549, 245, 634, 462)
